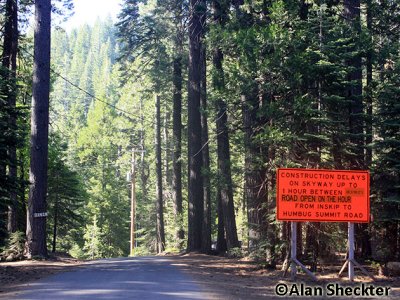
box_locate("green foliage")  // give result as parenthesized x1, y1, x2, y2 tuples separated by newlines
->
(372, 59, 400, 222)
(0, 74, 16, 244)
(47, 133, 87, 253)
(83, 215, 102, 259)
(227, 247, 244, 258)
(1, 231, 25, 261)
(50, 21, 127, 258)
(2, 0, 398, 263)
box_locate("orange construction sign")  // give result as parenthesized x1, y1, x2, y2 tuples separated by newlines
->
(276, 168, 370, 223)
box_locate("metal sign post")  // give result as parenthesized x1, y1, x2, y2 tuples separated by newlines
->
(284, 222, 317, 281)
(277, 169, 370, 223)
(338, 222, 375, 281)
(277, 168, 372, 282)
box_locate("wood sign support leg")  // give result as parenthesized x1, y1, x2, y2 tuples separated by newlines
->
(338, 222, 376, 281)
(283, 222, 317, 281)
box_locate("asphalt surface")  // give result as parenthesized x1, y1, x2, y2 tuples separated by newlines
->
(9, 257, 210, 300)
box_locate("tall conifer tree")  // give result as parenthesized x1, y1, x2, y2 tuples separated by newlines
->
(26, 0, 52, 257)
(212, 0, 239, 251)
(187, 0, 206, 252)
(0, 0, 19, 243)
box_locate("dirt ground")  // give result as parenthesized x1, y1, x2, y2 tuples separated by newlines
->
(170, 254, 400, 299)
(1, 253, 399, 299)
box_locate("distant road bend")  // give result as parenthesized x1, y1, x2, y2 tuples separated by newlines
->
(9, 257, 212, 300)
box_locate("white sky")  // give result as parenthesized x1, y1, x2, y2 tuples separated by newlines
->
(63, 0, 123, 30)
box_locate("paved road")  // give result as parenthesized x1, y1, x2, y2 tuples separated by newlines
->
(9, 257, 211, 300)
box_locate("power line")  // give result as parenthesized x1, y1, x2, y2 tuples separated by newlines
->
(51, 68, 135, 119)
(21, 48, 137, 120)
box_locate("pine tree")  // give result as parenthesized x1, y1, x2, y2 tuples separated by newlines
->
(47, 134, 86, 253)
(371, 0, 400, 262)
(0, 0, 21, 246)
(26, 0, 52, 258)
(155, 94, 166, 252)
(1, 0, 19, 234)
(83, 215, 102, 259)
(211, 0, 240, 251)
(200, 15, 211, 255)
(187, 0, 206, 252)
(170, 0, 185, 248)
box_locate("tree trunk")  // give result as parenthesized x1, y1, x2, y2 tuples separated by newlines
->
(365, 0, 373, 168)
(1, 0, 19, 235)
(155, 95, 166, 253)
(216, 191, 227, 253)
(344, 0, 371, 259)
(344, 0, 364, 169)
(18, 153, 27, 233)
(139, 97, 148, 202)
(281, 222, 290, 262)
(138, 97, 148, 247)
(266, 163, 277, 267)
(242, 93, 267, 252)
(187, 0, 206, 252)
(217, 95, 240, 250)
(297, 222, 303, 259)
(171, 0, 184, 247)
(26, 0, 51, 258)
(397, 221, 400, 261)
(163, 111, 172, 188)
(172, 35, 184, 247)
(299, 0, 309, 20)
(200, 44, 212, 254)
(212, 0, 240, 251)
(52, 181, 58, 253)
